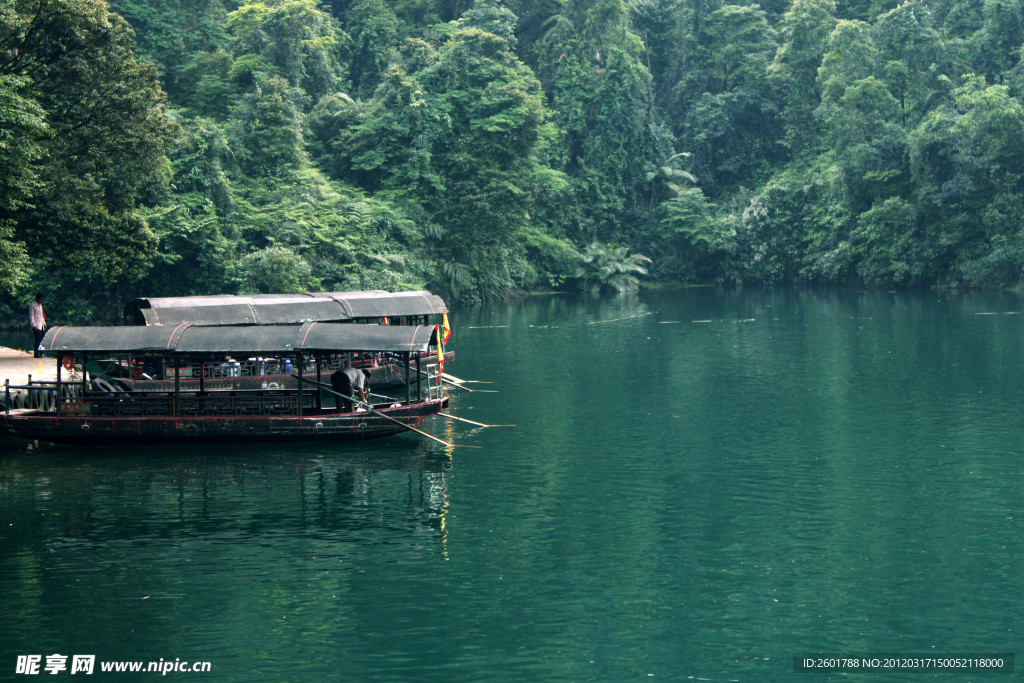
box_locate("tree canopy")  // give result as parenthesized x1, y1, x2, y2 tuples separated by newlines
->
(5, 0, 1024, 322)
(1, 0, 176, 307)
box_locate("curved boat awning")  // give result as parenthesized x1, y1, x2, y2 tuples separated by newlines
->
(40, 322, 436, 356)
(125, 291, 448, 326)
(319, 291, 448, 318)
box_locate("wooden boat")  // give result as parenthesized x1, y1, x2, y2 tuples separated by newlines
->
(122, 291, 453, 389)
(2, 322, 449, 445)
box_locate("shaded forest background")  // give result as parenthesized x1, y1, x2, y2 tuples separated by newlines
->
(3, 0, 1024, 322)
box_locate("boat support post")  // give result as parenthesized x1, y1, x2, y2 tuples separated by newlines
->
(416, 354, 421, 402)
(315, 353, 322, 410)
(173, 355, 180, 419)
(405, 352, 411, 405)
(295, 352, 301, 418)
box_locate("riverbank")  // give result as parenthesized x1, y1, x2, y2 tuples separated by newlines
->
(0, 346, 55, 387)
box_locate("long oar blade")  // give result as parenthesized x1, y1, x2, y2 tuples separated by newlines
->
(440, 374, 495, 385)
(441, 373, 494, 384)
(422, 374, 498, 392)
(439, 413, 515, 428)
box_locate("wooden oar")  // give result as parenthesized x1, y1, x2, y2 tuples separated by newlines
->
(362, 404, 480, 448)
(441, 373, 493, 384)
(439, 413, 515, 428)
(296, 376, 476, 448)
(414, 370, 490, 392)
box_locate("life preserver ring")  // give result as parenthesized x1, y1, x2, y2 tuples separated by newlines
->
(62, 355, 75, 371)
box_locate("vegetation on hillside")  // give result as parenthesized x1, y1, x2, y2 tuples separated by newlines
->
(3, 0, 1024, 322)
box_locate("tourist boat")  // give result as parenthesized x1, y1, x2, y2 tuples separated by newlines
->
(121, 291, 453, 389)
(2, 322, 449, 445)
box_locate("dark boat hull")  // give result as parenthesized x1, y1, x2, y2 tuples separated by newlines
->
(1, 398, 448, 445)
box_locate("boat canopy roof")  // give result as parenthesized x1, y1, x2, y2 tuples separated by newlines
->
(39, 322, 437, 356)
(125, 291, 448, 326)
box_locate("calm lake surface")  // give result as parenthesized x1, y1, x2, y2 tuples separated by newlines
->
(1, 288, 1022, 680)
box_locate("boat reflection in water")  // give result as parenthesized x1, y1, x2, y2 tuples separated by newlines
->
(0, 444, 454, 571)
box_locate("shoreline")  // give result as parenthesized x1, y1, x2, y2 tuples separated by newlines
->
(0, 346, 56, 386)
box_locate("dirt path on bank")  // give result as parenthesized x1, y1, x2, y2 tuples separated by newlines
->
(0, 346, 56, 386)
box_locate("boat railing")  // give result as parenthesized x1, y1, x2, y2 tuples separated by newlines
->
(4, 378, 84, 413)
(85, 390, 315, 417)
(177, 390, 315, 417)
(65, 388, 315, 418)
(3, 376, 322, 417)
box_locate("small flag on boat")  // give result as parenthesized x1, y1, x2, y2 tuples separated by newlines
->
(441, 312, 451, 343)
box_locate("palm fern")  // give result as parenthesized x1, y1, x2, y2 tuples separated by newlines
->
(574, 242, 652, 294)
(645, 152, 697, 207)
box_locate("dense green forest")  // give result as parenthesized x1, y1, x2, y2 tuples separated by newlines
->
(3, 0, 1024, 322)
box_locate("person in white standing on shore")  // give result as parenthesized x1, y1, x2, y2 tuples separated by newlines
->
(29, 293, 45, 358)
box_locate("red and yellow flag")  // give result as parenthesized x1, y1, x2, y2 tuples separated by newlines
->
(441, 312, 451, 344)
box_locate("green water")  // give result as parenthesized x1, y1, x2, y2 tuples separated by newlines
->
(1, 288, 1022, 680)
